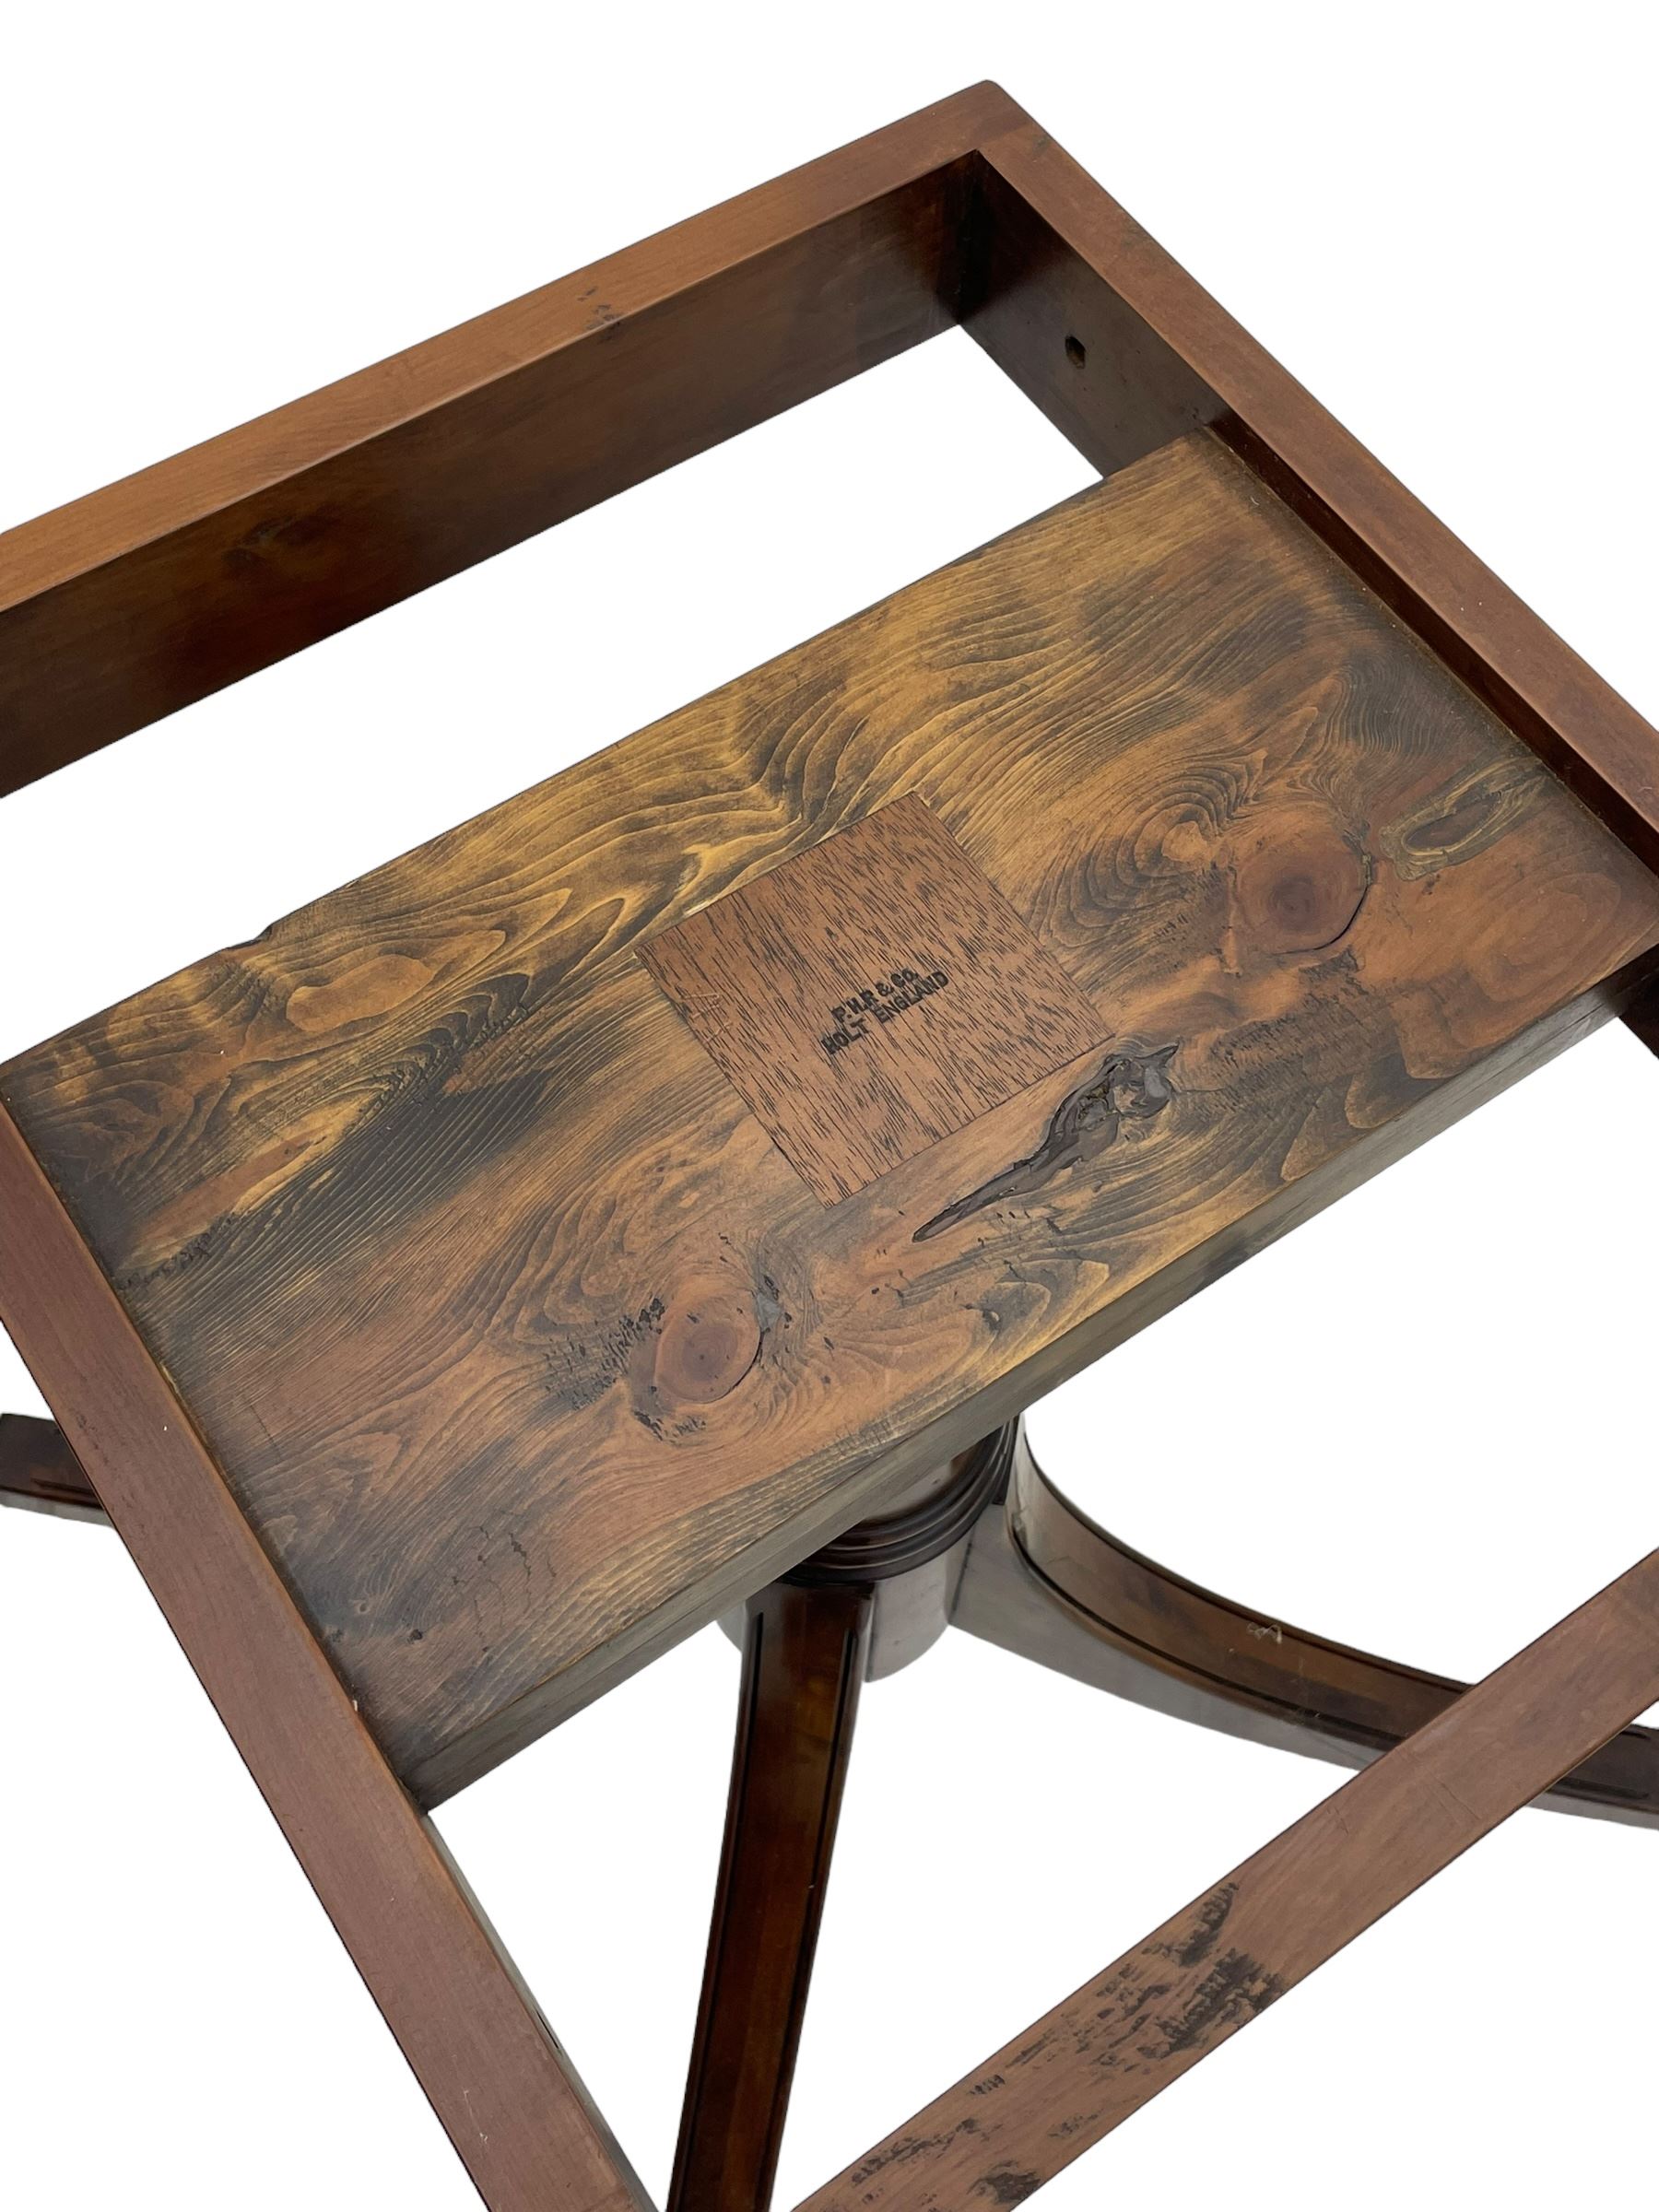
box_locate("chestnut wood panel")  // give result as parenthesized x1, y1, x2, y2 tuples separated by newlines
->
(0, 1111, 645, 2212)
(0, 85, 1019, 797)
(642, 795, 1104, 1201)
(803, 1543, 1659, 2211)
(6, 431, 1658, 1805)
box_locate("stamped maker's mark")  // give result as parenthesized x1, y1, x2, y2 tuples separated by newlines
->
(639, 796, 1106, 1205)
(821, 964, 950, 1056)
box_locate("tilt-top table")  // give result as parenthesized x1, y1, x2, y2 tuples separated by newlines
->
(3, 84, 1657, 2212)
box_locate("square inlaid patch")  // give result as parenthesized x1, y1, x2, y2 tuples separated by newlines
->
(640, 796, 1106, 1202)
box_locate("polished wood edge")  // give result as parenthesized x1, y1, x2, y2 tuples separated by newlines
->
(0, 1408, 108, 1523)
(0, 82, 1017, 794)
(671, 1581, 872, 2212)
(804, 1544, 1659, 2209)
(0, 1104, 648, 2212)
(949, 1422, 1659, 1826)
(5, 80, 1016, 594)
(8, 76, 1653, 903)
(971, 119, 1659, 869)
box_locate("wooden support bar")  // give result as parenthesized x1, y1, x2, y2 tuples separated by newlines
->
(959, 154, 1224, 482)
(0, 84, 1017, 797)
(0, 1410, 106, 1521)
(801, 1545, 1659, 2211)
(6, 79, 1655, 901)
(0, 1104, 649, 2212)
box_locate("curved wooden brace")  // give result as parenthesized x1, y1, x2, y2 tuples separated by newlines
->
(951, 1422, 1659, 1825)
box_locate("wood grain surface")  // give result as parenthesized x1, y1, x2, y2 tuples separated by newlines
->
(642, 796, 1104, 1200)
(801, 1544, 1659, 2211)
(6, 431, 1657, 1804)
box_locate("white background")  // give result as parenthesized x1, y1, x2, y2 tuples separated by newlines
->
(3, 5, 1656, 2206)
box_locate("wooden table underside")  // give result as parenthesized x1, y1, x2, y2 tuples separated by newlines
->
(6, 429, 1655, 1807)
(4, 83, 1658, 2212)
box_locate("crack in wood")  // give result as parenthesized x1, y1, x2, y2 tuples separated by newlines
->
(913, 1043, 1178, 1242)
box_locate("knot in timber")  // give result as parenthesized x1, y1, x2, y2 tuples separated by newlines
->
(1379, 755, 1546, 882)
(914, 1043, 1178, 1242)
(1219, 803, 1371, 969)
(647, 1275, 771, 1408)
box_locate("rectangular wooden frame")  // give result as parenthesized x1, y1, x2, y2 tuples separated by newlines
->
(5, 83, 1658, 2212)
